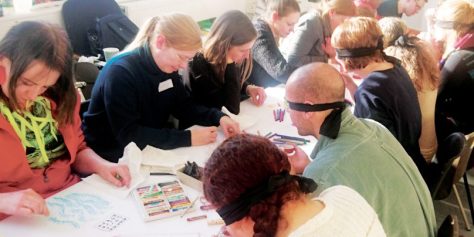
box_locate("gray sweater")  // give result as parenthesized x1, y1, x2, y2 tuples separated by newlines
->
(248, 19, 296, 88)
(281, 11, 330, 67)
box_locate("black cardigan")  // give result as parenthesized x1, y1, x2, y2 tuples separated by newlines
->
(188, 53, 249, 115)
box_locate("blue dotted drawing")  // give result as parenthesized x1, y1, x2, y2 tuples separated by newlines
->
(47, 192, 110, 228)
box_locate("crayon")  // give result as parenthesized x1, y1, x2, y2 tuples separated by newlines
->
(187, 215, 207, 222)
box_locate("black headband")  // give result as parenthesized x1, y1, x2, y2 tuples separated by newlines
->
(336, 36, 384, 58)
(216, 171, 317, 226)
(286, 101, 346, 112)
(286, 100, 347, 139)
(392, 34, 416, 48)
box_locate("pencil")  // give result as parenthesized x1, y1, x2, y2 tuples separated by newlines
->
(181, 196, 198, 218)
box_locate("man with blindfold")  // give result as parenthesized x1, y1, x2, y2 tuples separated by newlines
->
(285, 62, 436, 237)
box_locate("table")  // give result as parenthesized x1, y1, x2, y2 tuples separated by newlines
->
(0, 87, 317, 237)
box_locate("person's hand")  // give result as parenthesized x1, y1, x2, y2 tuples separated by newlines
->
(96, 162, 131, 188)
(0, 189, 49, 217)
(191, 126, 218, 146)
(287, 145, 311, 174)
(219, 116, 240, 138)
(246, 85, 267, 106)
(213, 225, 231, 237)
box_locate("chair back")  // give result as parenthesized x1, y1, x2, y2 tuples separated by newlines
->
(432, 132, 466, 200)
(74, 62, 100, 100)
(454, 132, 474, 182)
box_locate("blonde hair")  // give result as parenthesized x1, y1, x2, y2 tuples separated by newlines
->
(124, 13, 202, 52)
(203, 10, 256, 83)
(321, 0, 357, 19)
(319, 0, 357, 33)
(379, 17, 439, 91)
(265, 0, 301, 19)
(436, 0, 474, 37)
(353, 0, 380, 17)
(331, 17, 385, 70)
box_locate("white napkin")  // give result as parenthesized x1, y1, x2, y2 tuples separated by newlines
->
(222, 106, 257, 130)
(141, 145, 187, 174)
(82, 142, 146, 198)
(77, 55, 100, 64)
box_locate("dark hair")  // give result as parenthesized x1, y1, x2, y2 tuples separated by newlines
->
(203, 10, 257, 83)
(203, 134, 305, 237)
(0, 21, 76, 125)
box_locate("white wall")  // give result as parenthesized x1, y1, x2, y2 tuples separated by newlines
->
(0, 0, 247, 39)
(121, 0, 246, 27)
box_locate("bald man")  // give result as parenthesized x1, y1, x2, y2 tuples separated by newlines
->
(285, 63, 436, 237)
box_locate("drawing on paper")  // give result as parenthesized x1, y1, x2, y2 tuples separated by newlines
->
(47, 192, 110, 228)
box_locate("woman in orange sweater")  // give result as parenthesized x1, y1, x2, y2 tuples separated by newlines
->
(0, 21, 130, 219)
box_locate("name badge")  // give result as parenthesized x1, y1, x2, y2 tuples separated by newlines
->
(158, 79, 173, 92)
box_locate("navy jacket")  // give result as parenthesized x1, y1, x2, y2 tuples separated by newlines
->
(354, 64, 426, 178)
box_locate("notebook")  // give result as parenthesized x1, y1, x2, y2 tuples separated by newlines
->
(132, 181, 194, 221)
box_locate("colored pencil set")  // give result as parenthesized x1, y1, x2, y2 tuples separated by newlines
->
(133, 180, 194, 221)
(273, 108, 285, 122)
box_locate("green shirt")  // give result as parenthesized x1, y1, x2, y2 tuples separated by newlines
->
(304, 108, 436, 237)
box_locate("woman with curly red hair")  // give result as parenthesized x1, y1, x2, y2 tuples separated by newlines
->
(203, 134, 385, 237)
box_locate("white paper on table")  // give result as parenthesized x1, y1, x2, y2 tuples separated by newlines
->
(141, 145, 188, 173)
(82, 142, 146, 198)
(222, 106, 258, 130)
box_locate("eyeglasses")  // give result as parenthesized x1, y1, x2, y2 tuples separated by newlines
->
(176, 52, 193, 64)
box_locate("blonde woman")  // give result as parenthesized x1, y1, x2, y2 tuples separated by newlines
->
(281, 0, 356, 66)
(434, 0, 474, 144)
(379, 17, 439, 161)
(249, 0, 301, 87)
(187, 10, 266, 119)
(82, 14, 240, 163)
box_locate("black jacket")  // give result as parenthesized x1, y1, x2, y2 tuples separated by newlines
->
(188, 53, 249, 115)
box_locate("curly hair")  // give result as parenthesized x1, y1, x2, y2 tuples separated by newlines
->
(379, 17, 439, 91)
(203, 134, 305, 237)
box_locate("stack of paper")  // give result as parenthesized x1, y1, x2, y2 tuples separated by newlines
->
(141, 145, 188, 174)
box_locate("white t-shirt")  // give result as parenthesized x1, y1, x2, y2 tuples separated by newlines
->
(289, 185, 386, 237)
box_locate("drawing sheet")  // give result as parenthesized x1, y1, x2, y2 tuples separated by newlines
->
(0, 177, 220, 237)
